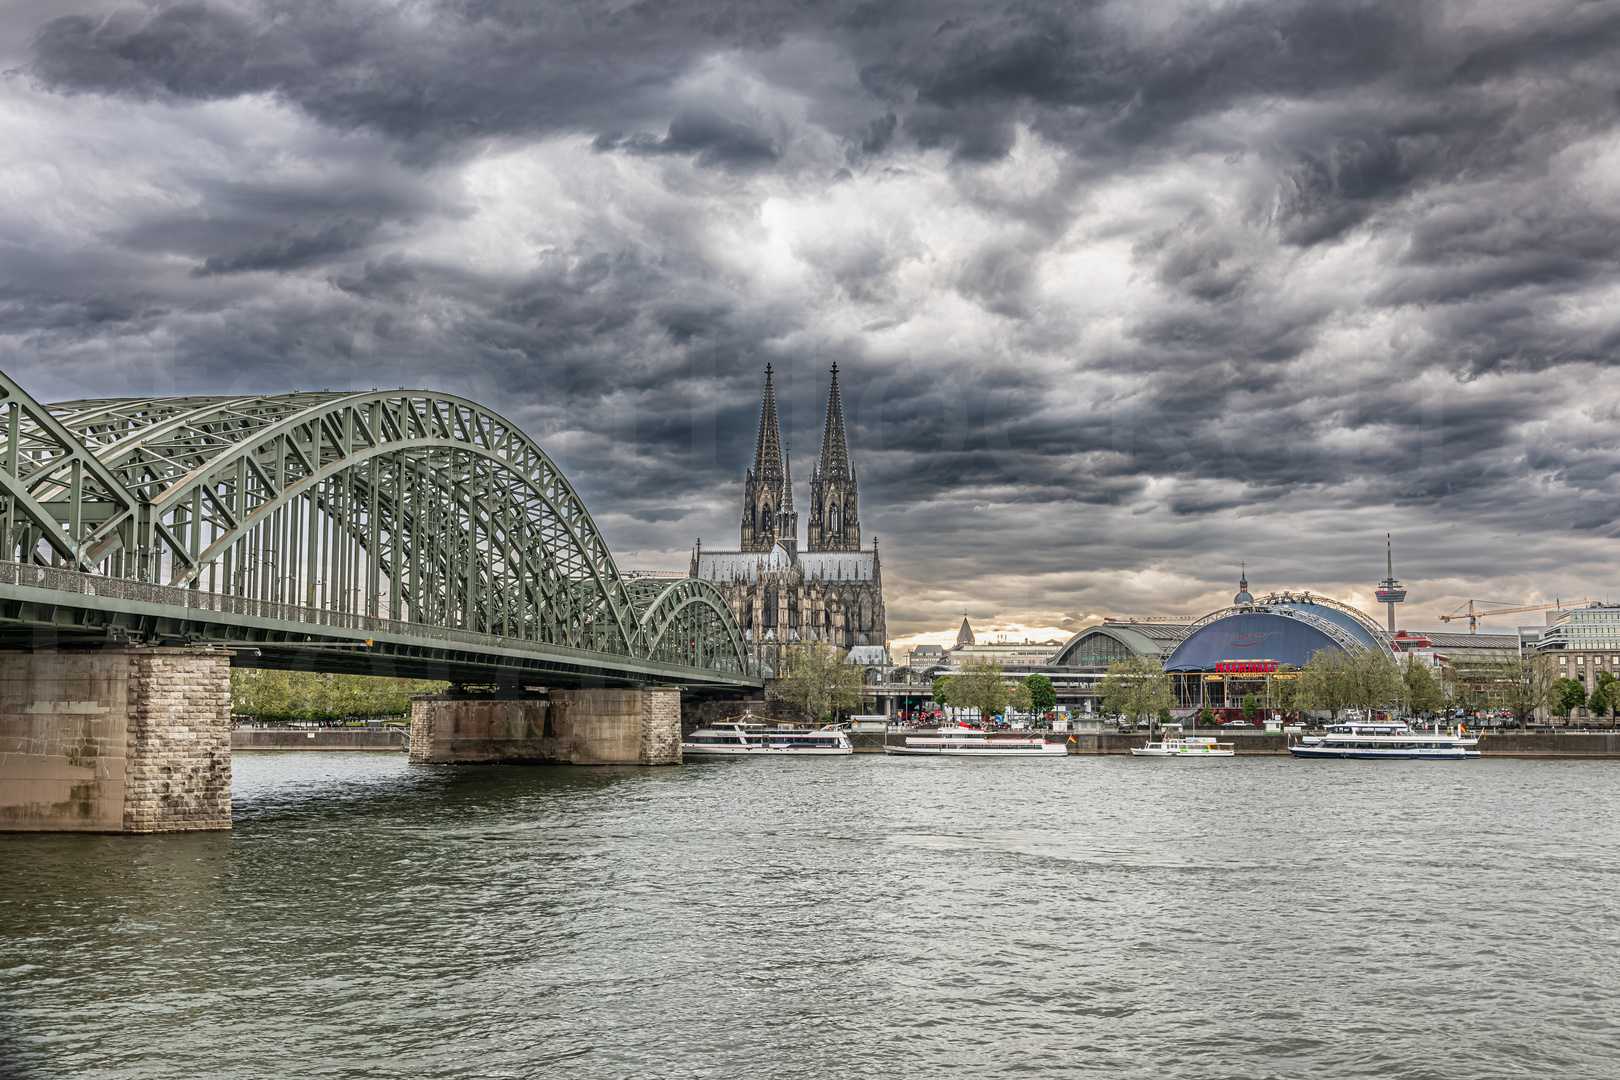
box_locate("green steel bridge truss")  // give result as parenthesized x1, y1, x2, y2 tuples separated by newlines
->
(0, 370, 756, 688)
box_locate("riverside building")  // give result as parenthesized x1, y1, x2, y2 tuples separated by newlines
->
(1045, 575, 1527, 714)
(1534, 603, 1620, 694)
(692, 365, 887, 677)
(1153, 575, 1397, 711)
(1043, 619, 1190, 712)
(889, 615, 1185, 716)
(899, 568, 1534, 718)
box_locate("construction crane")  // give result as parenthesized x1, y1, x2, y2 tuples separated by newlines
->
(1439, 599, 1589, 634)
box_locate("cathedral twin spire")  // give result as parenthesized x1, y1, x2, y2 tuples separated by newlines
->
(808, 363, 858, 553)
(751, 364, 784, 484)
(816, 363, 851, 478)
(741, 365, 789, 553)
(740, 364, 858, 554)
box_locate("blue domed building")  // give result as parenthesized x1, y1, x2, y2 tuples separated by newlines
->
(1163, 573, 1393, 710)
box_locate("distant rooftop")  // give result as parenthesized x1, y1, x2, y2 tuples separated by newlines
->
(1097, 622, 1192, 643)
(1395, 630, 1520, 649)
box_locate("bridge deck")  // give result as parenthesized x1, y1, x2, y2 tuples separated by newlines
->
(0, 562, 761, 689)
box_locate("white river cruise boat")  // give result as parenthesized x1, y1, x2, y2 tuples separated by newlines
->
(1288, 720, 1480, 760)
(1130, 728, 1236, 757)
(884, 725, 1067, 757)
(682, 715, 853, 757)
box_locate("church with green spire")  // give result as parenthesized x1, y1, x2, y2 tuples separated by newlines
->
(692, 365, 888, 672)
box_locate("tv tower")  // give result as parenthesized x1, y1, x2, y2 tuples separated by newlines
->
(1375, 534, 1406, 633)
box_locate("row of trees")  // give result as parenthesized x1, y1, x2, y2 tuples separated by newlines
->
(1096, 656, 1176, 726)
(1553, 670, 1618, 720)
(1446, 652, 1562, 727)
(231, 670, 448, 723)
(926, 661, 1058, 722)
(1095, 648, 1567, 728)
(1277, 648, 1446, 719)
(775, 643, 1059, 724)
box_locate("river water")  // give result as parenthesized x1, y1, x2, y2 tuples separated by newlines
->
(3, 752, 1618, 1079)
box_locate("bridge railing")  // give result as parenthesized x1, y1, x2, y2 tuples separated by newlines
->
(0, 561, 753, 677)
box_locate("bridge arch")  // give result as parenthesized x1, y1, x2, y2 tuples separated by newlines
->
(0, 372, 750, 676)
(625, 577, 750, 674)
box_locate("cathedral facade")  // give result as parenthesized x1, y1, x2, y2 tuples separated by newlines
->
(692, 364, 887, 673)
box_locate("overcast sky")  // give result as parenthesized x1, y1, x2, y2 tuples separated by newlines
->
(3, 1, 1618, 645)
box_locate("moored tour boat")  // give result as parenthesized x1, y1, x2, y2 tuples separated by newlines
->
(1130, 734, 1235, 757)
(884, 725, 1067, 757)
(1288, 720, 1479, 760)
(682, 714, 853, 757)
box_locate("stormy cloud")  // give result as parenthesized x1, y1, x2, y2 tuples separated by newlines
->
(5, 0, 1620, 641)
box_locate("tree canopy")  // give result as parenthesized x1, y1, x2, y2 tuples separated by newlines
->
(1553, 677, 1587, 717)
(1298, 648, 1402, 717)
(1008, 673, 1058, 719)
(776, 642, 867, 722)
(1297, 649, 1354, 718)
(231, 670, 446, 722)
(1446, 658, 1493, 718)
(1097, 655, 1174, 725)
(1270, 666, 1302, 712)
(1400, 657, 1446, 715)
(1474, 652, 1559, 728)
(947, 657, 1012, 720)
(1591, 671, 1619, 721)
(1010, 680, 1032, 716)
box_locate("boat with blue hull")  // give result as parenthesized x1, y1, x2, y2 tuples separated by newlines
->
(1288, 720, 1480, 759)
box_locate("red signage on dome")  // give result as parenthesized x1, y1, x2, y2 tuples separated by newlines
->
(1214, 660, 1279, 675)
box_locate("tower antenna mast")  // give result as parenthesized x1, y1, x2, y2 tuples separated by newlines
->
(1375, 533, 1407, 634)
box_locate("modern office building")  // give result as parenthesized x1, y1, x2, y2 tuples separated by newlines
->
(1534, 603, 1620, 693)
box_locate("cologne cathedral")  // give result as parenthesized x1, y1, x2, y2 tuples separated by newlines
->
(692, 364, 888, 672)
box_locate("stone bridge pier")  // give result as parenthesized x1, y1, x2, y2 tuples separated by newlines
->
(0, 656, 687, 832)
(408, 687, 682, 765)
(0, 648, 232, 833)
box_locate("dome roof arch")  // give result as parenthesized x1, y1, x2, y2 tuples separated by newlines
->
(1164, 595, 1392, 672)
(1051, 624, 1175, 667)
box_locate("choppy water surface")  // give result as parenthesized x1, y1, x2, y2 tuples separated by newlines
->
(3, 753, 1619, 1079)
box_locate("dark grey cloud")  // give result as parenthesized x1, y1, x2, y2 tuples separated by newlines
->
(6, 0, 1620, 637)
(606, 108, 782, 170)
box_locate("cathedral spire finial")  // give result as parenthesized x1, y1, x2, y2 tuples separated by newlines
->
(742, 366, 786, 552)
(817, 362, 850, 479)
(808, 363, 859, 552)
(753, 366, 783, 477)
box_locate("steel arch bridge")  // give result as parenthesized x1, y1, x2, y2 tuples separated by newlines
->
(0, 370, 757, 689)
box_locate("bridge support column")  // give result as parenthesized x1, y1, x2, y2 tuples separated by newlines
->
(409, 686, 682, 765)
(0, 649, 231, 832)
